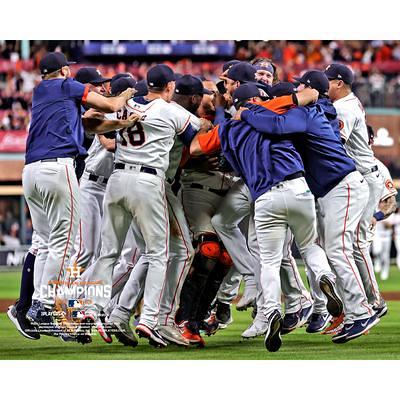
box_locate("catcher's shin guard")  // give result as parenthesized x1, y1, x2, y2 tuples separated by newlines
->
(177, 234, 220, 323)
(196, 246, 233, 321)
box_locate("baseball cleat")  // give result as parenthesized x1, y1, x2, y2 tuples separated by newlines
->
(373, 302, 388, 319)
(332, 314, 380, 344)
(236, 288, 257, 311)
(26, 300, 61, 337)
(281, 310, 301, 335)
(7, 304, 40, 340)
(180, 323, 205, 347)
(108, 319, 138, 347)
(264, 310, 283, 352)
(199, 315, 219, 336)
(215, 301, 233, 329)
(322, 313, 344, 335)
(76, 315, 95, 345)
(136, 323, 168, 348)
(159, 324, 189, 346)
(241, 316, 269, 339)
(96, 313, 112, 344)
(306, 313, 331, 333)
(319, 275, 343, 317)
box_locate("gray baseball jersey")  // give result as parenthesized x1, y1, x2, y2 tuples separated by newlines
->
(334, 92, 376, 175)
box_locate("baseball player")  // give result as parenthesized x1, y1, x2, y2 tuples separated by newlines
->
(325, 64, 385, 315)
(191, 83, 344, 352)
(77, 65, 199, 348)
(211, 81, 314, 338)
(372, 217, 394, 281)
(368, 158, 397, 291)
(238, 81, 381, 344)
(23, 52, 135, 337)
(107, 75, 210, 347)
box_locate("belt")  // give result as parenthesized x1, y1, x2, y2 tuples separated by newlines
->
(40, 158, 59, 163)
(283, 171, 304, 182)
(363, 165, 378, 176)
(88, 173, 108, 185)
(115, 162, 158, 176)
(189, 183, 229, 197)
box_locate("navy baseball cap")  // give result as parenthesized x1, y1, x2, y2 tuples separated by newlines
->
(39, 52, 76, 75)
(75, 67, 111, 85)
(232, 83, 263, 107)
(227, 62, 257, 83)
(294, 70, 329, 95)
(222, 59, 241, 73)
(111, 77, 137, 95)
(324, 63, 354, 85)
(135, 79, 149, 97)
(175, 75, 212, 96)
(147, 64, 175, 88)
(110, 73, 132, 85)
(269, 82, 297, 98)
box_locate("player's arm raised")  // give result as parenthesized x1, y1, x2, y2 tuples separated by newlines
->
(85, 87, 136, 113)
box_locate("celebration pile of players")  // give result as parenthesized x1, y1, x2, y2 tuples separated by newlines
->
(6, 51, 398, 352)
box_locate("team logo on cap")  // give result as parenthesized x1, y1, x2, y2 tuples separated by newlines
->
(325, 65, 331, 71)
(258, 88, 268, 97)
(96, 69, 102, 76)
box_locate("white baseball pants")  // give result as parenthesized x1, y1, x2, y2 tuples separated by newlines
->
(317, 171, 373, 322)
(22, 158, 80, 307)
(254, 177, 334, 320)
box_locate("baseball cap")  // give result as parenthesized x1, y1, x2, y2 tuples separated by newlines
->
(269, 82, 297, 98)
(222, 59, 241, 74)
(147, 64, 175, 88)
(135, 79, 149, 97)
(39, 52, 76, 75)
(175, 75, 212, 95)
(110, 77, 137, 95)
(324, 63, 354, 85)
(227, 62, 257, 83)
(75, 67, 112, 85)
(110, 73, 132, 85)
(232, 83, 263, 107)
(294, 70, 329, 95)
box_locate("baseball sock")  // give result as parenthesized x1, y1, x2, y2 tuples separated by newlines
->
(16, 251, 36, 314)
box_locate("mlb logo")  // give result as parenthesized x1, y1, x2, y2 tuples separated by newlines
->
(72, 310, 85, 319)
(68, 299, 82, 308)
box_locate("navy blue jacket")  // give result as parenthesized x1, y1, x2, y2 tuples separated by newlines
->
(241, 103, 356, 198)
(218, 115, 304, 201)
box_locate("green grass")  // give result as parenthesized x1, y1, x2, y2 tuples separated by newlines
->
(1, 265, 400, 300)
(1, 267, 399, 359)
(0, 302, 399, 360)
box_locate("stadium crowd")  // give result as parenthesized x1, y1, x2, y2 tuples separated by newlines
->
(2, 40, 400, 134)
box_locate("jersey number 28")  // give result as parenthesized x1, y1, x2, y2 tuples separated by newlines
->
(120, 122, 145, 147)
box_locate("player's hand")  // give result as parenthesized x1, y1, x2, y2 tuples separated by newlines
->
(199, 118, 213, 132)
(120, 87, 137, 100)
(234, 107, 248, 120)
(122, 113, 140, 127)
(296, 87, 319, 106)
(84, 109, 104, 119)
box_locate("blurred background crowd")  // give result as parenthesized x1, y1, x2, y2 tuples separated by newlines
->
(1, 40, 400, 257)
